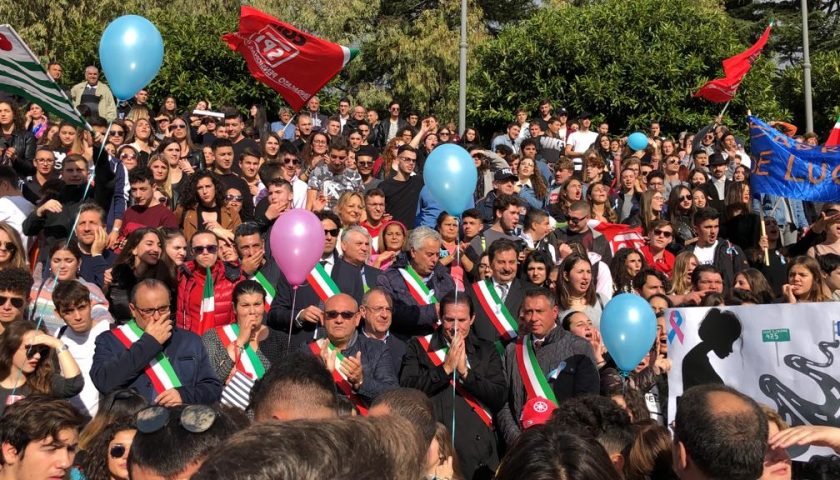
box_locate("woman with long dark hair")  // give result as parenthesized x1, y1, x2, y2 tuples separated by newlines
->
(106, 228, 175, 323)
(556, 252, 602, 327)
(722, 181, 761, 252)
(174, 171, 241, 243)
(76, 417, 136, 480)
(157, 137, 191, 206)
(668, 185, 696, 248)
(247, 104, 270, 142)
(0, 319, 82, 413)
(0, 100, 36, 174)
(610, 248, 647, 294)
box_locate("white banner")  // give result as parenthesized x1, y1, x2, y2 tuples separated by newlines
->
(666, 303, 840, 460)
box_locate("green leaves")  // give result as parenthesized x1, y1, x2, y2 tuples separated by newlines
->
(469, 0, 784, 135)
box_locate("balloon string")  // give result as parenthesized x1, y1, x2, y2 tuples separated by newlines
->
(287, 285, 298, 353)
(451, 366, 457, 446)
(17, 120, 113, 400)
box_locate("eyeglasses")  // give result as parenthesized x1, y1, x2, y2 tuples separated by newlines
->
(439, 131, 451, 136)
(120, 153, 137, 160)
(653, 229, 673, 238)
(109, 131, 125, 137)
(192, 245, 218, 254)
(136, 405, 219, 434)
(283, 157, 300, 165)
(24, 344, 50, 360)
(110, 444, 128, 459)
(0, 241, 16, 253)
(364, 305, 393, 315)
(325, 310, 356, 320)
(133, 305, 170, 317)
(311, 139, 327, 145)
(170, 124, 187, 130)
(225, 194, 243, 202)
(324, 228, 340, 237)
(35, 157, 55, 164)
(0, 295, 24, 309)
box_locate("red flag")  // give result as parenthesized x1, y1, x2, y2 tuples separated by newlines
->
(590, 221, 645, 255)
(694, 24, 772, 103)
(826, 117, 840, 147)
(222, 6, 359, 111)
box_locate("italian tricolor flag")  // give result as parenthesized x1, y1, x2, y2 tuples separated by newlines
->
(200, 267, 215, 330)
(826, 116, 840, 147)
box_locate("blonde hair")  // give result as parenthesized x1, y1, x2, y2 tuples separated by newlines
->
(670, 251, 698, 295)
(336, 191, 364, 227)
(148, 154, 173, 202)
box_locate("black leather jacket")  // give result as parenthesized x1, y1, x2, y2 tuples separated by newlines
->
(1, 128, 37, 177)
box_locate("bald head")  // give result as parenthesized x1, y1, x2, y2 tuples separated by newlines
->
(322, 294, 360, 346)
(324, 293, 358, 313)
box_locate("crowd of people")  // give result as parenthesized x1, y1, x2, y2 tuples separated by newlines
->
(0, 62, 837, 479)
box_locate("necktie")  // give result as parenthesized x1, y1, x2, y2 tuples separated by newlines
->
(498, 283, 509, 302)
(320, 260, 328, 267)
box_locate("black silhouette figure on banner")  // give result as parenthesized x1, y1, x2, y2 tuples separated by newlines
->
(759, 340, 840, 458)
(682, 308, 742, 391)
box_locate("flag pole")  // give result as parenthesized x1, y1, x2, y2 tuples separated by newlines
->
(717, 101, 731, 123)
(457, 0, 468, 135)
(800, 0, 814, 133)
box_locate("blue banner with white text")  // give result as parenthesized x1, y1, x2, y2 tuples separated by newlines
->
(749, 116, 840, 202)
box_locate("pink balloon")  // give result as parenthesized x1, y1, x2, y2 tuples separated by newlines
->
(269, 209, 326, 286)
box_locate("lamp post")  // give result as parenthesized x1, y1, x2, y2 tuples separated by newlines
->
(801, 0, 813, 133)
(458, 0, 467, 135)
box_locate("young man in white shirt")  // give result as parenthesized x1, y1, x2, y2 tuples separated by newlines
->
(53, 280, 111, 417)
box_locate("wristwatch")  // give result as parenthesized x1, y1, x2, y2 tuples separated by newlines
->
(58, 343, 70, 353)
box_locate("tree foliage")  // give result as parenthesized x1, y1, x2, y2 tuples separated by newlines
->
(468, 0, 785, 135)
(779, 50, 840, 136)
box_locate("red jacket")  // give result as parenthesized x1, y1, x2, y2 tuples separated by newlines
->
(176, 259, 243, 335)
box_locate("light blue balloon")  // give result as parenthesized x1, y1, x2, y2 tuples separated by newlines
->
(99, 15, 164, 101)
(600, 293, 657, 372)
(422, 144, 478, 216)
(627, 132, 648, 151)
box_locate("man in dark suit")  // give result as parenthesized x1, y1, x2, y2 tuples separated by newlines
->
(268, 211, 364, 349)
(400, 292, 506, 480)
(304, 293, 398, 411)
(467, 239, 525, 348)
(340, 225, 382, 292)
(359, 287, 407, 376)
(701, 153, 730, 213)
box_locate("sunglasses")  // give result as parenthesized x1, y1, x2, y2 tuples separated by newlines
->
(0, 241, 16, 252)
(357, 161, 373, 167)
(0, 295, 24, 309)
(170, 124, 187, 130)
(109, 131, 125, 137)
(24, 344, 50, 360)
(283, 157, 300, 165)
(192, 245, 218, 254)
(324, 228, 340, 237)
(325, 310, 355, 320)
(679, 195, 692, 201)
(439, 131, 451, 136)
(225, 194, 244, 202)
(120, 153, 137, 160)
(668, 159, 681, 164)
(136, 405, 219, 434)
(567, 216, 587, 224)
(110, 444, 128, 459)
(653, 229, 673, 238)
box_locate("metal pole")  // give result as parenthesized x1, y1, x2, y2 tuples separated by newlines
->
(458, 0, 468, 135)
(801, 0, 814, 133)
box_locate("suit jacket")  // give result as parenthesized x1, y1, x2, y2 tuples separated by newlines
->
(359, 330, 407, 379)
(268, 253, 364, 349)
(400, 329, 506, 479)
(91, 328, 221, 405)
(70, 81, 117, 121)
(375, 254, 456, 340)
(496, 327, 599, 445)
(467, 277, 525, 345)
(303, 331, 398, 405)
(701, 179, 731, 213)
